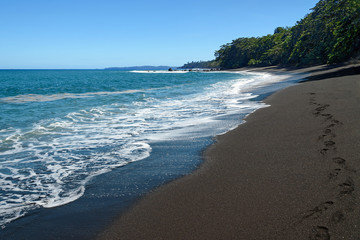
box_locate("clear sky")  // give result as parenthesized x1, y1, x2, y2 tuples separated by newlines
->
(1, 0, 319, 69)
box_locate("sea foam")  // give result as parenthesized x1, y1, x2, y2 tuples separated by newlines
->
(0, 70, 297, 228)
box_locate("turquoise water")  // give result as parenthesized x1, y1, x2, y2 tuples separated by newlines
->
(0, 69, 290, 228)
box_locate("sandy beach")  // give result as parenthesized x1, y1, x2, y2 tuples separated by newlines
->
(99, 63, 360, 240)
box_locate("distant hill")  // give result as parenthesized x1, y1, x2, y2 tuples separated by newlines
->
(104, 66, 177, 71)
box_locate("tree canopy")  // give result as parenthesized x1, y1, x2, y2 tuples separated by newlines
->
(214, 0, 360, 69)
(180, 60, 219, 69)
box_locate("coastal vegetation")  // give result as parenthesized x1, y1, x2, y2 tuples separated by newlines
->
(180, 60, 219, 69)
(184, 0, 360, 69)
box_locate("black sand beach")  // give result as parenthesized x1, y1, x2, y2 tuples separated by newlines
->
(0, 139, 212, 240)
(99, 63, 360, 240)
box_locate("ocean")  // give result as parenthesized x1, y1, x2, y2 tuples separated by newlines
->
(0, 69, 300, 237)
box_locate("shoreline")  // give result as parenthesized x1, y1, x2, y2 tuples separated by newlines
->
(1, 71, 292, 240)
(99, 63, 360, 239)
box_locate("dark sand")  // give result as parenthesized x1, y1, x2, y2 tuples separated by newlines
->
(99, 63, 360, 240)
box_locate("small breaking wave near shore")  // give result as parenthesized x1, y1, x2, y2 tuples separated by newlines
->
(0, 69, 299, 228)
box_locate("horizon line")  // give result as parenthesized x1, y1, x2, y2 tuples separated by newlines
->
(0, 65, 181, 70)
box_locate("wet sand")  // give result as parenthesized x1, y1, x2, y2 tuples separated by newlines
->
(99, 63, 360, 240)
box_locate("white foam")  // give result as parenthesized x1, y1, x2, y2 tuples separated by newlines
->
(227, 71, 298, 91)
(0, 108, 153, 227)
(0, 71, 297, 228)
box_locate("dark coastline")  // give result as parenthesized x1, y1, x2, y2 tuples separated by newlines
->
(0, 139, 211, 240)
(99, 63, 360, 240)
(0, 69, 305, 240)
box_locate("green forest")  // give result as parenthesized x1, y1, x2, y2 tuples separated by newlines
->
(180, 60, 219, 69)
(183, 0, 360, 69)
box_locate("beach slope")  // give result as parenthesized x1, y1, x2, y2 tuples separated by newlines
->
(99, 64, 360, 240)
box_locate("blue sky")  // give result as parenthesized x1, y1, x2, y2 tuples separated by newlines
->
(1, 0, 318, 69)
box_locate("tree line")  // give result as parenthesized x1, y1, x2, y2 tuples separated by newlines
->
(184, 0, 360, 69)
(180, 60, 219, 69)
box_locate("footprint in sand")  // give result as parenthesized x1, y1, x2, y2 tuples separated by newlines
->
(324, 129, 331, 134)
(319, 141, 336, 154)
(309, 226, 330, 240)
(333, 157, 345, 165)
(325, 120, 342, 129)
(328, 168, 341, 180)
(323, 128, 335, 136)
(315, 104, 330, 113)
(339, 177, 355, 196)
(303, 201, 334, 220)
(320, 148, 329, 155)
(333, 157, 356, 173)
(321, 113, 333, 120)
(324, 140, 335, 148)
(319, 129, 336, 141)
